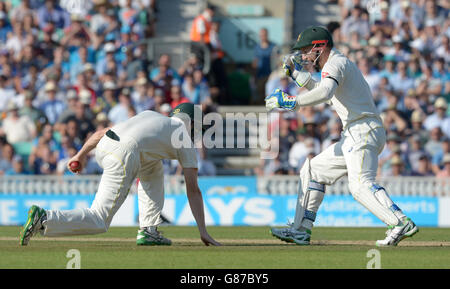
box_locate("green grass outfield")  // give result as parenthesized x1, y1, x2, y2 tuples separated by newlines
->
(1, 226, 449, 269)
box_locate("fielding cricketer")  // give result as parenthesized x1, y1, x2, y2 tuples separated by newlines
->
(266, 26, 419, 246)
(20, 103, 221, 247)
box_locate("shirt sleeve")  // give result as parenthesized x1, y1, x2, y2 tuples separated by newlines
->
(320, 57, 345, 87)
(295, 77, 338, 108)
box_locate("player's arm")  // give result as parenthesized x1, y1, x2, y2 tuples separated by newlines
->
(265, 77, 337, 111)
(183, 168, 221, 246)
(67, 127, 110, 173)
(294, 77, 338, 108)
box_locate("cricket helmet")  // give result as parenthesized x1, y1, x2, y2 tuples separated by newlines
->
(289, 26, 333, 70)
(293, 26, 333, 51)
(169, 102, 204, 134)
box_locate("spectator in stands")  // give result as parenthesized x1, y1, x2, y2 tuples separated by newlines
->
(149, 53, 181, 88)
(9, 0, 36, 25)
(390, 61, 415, 96)
(131, 77, 155, 113)
(37, 0, 69, 30)
(32, 123, 60, 153)
(435, 35, 449, 64)
(90, 0, 111, 35)
(97, 81, 117, 114)
(192, 69, 211, 104)
(123, 47, 149, 84)
(432, 134, 450, 170)
(0, 74, 15, 112)
(119, 0, 137, 27)
(341, 6, 370, 42)
(388, 153, 408, 177)
(382, 104, 408, 135)
(436, 154, 450, 178)
(416, 65, 443, 98)
(409, 109, 428, 142)
(432, 58, 449, 94)
(39, 81, 66, 124)
(277, 115, 297, 168)
(29, 138, 57, 175)
(0, 102, 36, 145)
(108, 88, 133, 124)
(178, 53, 202, 79)
(5, 22, 28, 59)
(412, 154, 434, 176)
(65, 119, 83, 150)
(96, 42, 118, 78)
(4, 155, 29, 175)
(322, 121, 342, 151)
(57, 89, 79, 124)
(423, 97, 450, 137)
(379, 132, 405, 174)
(19, 90, 48, 131)
(425, 126, 444, 159)
(169, 85, 190, 109)
(407, 134, 429, 174)
(423, 0, 447, 27)
(0, 11, 12, 43)
(67, 101, 95, 141)
(0, 142, 14, 175)
(264, 154, 292, 176)
(289, 135, 316, 174)
(359, 58, 380, 94)
(372, 2, 394, 37)
(401, 89, 425, 120)
(208, 21, 228, 103)
(190, 4, 215, 67)
(252, 27, 275, 105)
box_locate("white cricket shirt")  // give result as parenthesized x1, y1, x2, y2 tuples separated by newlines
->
(111, 110, 198, 168)
(321, 49, 381, 129)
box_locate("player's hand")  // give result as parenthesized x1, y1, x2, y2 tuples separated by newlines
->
(283, 53, 311, 88)
(67, 154, 86, 174)
(265, 89, 297, 111)
(200, 233, 222, 246)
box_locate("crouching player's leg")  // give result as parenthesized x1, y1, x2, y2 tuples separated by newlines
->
(136, 160, 171, 246)
(19, 133, 140, 245)
(271, 142, 348, 245)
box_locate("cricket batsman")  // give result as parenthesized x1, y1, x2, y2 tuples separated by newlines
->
(19, 103, 221, 247)
(265, 26, 418, 246)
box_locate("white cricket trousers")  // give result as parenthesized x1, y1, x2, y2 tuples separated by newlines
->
(295, 116, 401, 228)
(43, 134, 165, 236)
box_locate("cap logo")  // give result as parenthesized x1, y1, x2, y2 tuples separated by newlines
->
(173, 108, 181, 114)
(297, 32, 302, 41)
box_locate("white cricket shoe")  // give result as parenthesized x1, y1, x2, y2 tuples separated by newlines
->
(376, 218, 419, 247)
(136, 227, 172, 246)
(270, 227, 311, 245)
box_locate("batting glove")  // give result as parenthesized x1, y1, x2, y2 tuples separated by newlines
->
(265, 89, 297, 111)
(283, 54, 311, 88)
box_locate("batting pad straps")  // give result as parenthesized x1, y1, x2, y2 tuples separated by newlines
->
(370, 183, 385, 193)
(304, 210, 317, 222)
(308, 180, 325, 193)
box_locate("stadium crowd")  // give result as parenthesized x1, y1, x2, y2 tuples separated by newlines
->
(0, 0, 448, 178)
